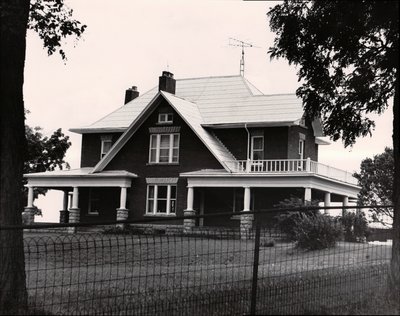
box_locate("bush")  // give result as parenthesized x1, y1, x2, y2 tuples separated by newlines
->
(274, 197, 319, 240)
(260, 237, 275, 247)
(341, 211, 369, 242)
(293, 213, 342, 250)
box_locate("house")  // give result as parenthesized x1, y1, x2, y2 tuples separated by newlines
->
(23, 71, 360, 235)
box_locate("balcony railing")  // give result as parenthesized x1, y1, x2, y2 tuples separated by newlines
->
(224, 158, 358, 185)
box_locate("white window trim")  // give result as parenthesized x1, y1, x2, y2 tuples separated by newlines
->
(100, 137, 113, 159)
(148, 133, 180, 164)
(158, 113, 173, 124)
(250, 135, 264, 160)
(146, 184, 177, 215)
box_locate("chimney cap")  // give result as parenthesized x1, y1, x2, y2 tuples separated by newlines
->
(129, 86, 137, 91)
(162, 71, 174, 78)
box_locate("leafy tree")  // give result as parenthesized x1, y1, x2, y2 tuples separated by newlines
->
(268, 0, 399, 299)
(0, 0, 85, 313)
(23, 123, 71, 210)
(354, 147, 394, 226)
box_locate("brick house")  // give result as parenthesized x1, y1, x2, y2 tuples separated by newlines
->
(24, 71, 360, 233)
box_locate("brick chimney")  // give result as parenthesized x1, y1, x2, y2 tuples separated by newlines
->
(124, 86, 139, 104)
(159, 71, 176, 94)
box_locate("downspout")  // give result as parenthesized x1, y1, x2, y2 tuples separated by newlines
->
(245, 124, 250, 172)
(245, 123, 250, 160)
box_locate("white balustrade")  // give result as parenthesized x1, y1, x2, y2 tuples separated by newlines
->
(225, 159, 357, 185)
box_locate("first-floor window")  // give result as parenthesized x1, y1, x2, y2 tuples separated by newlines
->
(146, 184, 177, 214)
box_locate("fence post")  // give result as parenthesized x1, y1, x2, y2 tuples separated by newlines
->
(250, 212, 261, 315)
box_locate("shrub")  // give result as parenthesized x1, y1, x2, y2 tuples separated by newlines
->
(259, 237, 275, 247)
(341, 211, 369, 242)
(293, 213, 342, 250)
(274, 197, 319, 240)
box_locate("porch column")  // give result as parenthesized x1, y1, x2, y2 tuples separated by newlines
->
(324, 192, 331, 215)
(342, 196, 349, 217)
(304, 187, 312, 205)
(23, 186, 35, 225)
(184, 186, 196, 233)
(240, 186, 253, 239)
(116, 187, 129, 229)
(68, 187, 80, 234)
(59, 190, 69, 223)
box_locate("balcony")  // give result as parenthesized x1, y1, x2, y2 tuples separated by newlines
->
(224, 158, 358, 185)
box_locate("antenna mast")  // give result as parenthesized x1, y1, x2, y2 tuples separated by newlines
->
(229, 37, 258, 77)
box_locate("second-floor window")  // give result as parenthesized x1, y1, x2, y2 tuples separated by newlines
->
(149, 133, 180, 163)
(101, 136, 113, 159)
(251, 136, 264, 160)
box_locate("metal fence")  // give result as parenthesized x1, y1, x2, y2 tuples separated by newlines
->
(0, 206, 394, 315)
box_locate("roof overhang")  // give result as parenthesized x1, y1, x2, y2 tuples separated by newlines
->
(201, 121, 298, 129)
(69, 127, 127, 134)
(180, 171, 360, 198)
(24, 168, 137, 188)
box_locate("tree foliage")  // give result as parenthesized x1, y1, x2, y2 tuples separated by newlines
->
(28, 0, 87, 60)
(268, 0, 399, 303)
(353, 147, 394, 225)
(0, 0, 85, 313)
(268, 0, 398, 147)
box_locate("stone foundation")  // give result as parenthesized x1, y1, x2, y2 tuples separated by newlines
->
(22, 207, 36, 225)
(68, 208, 80, 234)
(183, 209, 196, 233)
(240, 212, 254, 240)
(116, 208, 129, 229)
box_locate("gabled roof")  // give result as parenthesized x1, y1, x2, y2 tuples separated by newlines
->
(91, 91, 236, 173)
(70, 75, 305, 133)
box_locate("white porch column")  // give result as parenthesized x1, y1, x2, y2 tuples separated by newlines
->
(240, 186, 253, 239)
(23, 186, 35, 225)
(243, 186, 251, 212)
(184, 186, 196, 233)
(68, 187, 80, 233)
(187, 186, 194, 211)
(27, 186, 34, 208)
(342, 196, 349, 217)
(59, 190, 69, 223)
(324, 192, 331, 215)
(116, 187, 129, 229)
(304, 187, 312, 204)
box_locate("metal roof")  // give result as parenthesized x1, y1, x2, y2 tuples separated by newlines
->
(70, 75, 304, 133)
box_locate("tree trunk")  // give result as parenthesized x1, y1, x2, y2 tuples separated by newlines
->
(0, 0, 30, 313)
(390, 68, 400, 306)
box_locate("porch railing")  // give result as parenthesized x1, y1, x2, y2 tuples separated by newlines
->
(224, 158, 358, 185)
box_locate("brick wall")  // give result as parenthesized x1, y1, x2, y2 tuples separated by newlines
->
(81, 133, 123, 167)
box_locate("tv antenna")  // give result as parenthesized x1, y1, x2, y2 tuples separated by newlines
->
(229, 37, 259, 77)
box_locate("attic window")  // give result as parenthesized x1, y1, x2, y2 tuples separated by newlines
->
(158, 113, 173, 124)
(101, 135, 112, 159)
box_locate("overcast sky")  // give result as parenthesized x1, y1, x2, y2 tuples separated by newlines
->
(24, 0, 393, 220)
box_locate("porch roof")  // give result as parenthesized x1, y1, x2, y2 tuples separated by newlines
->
(24, 168, 137, 188)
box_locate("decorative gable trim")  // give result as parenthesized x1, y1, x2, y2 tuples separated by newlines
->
(149, 126, 181, 134)
(146, 177, 178, 184)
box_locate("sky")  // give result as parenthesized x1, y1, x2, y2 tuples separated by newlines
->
(23, 0, 393, 222)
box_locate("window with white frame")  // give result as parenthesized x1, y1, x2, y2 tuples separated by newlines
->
(100, 136, 112, 159)
(251, 136, 264, 160)
(298, 134, 305, 160)
(149, 133, 179, 163)
(158, 113, 173, 124)
(146, 184, 177, 215)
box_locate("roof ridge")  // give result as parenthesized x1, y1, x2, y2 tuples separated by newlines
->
(176, 74, 241, 81)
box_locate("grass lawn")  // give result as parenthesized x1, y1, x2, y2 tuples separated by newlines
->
(23, 231, 392, 315)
